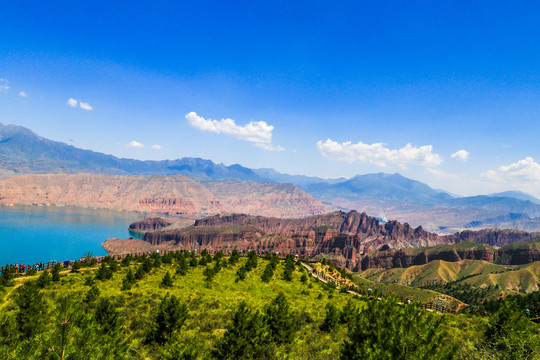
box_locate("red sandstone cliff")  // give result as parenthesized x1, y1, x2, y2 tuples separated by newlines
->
(126, 211, 540, 271)
(0, 173, 332, 218)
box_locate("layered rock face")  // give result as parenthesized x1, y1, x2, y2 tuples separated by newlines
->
(130, 211, 540, 271)
(0, 174, 225, 216)
(359, 241, 540, 270)
(201, 181, 334, 218)
(194, 211, 440, 247)
(445, 229, 538, 247)
(135, 211, 455, 269)
(0, 173, 332, 218)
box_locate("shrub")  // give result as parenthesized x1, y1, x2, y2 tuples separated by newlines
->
(70, 261, 81, 273)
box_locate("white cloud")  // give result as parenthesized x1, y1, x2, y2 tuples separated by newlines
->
(67, 98, 93, 110)
(126, 141, 144, 148)
(482, 157, 540, 194)
(67, 98, 78, 107)
(151, 145, 161, 150)
(18, 91, 28, 97)
(317, 139, 443, 168)
(185, 111, 284, 151)
(0, 79, 9, 92)
(79, 102, 93, 111)
(451, 150, 469, 162)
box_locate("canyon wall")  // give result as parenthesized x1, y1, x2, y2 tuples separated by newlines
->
(126, 211, 540, 271)
(0, 173, 332, 218)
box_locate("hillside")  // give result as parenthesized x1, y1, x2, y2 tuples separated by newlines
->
(0, 173, 332, 218)
(359, 259, 540, 293)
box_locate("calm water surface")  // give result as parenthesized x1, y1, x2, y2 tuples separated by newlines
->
(0, 205, 143, 266)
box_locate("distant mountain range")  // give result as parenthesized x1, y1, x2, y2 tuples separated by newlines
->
(1, 121, 540, 232)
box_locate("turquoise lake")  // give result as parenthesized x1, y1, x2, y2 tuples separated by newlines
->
(0, 205, 143, 266)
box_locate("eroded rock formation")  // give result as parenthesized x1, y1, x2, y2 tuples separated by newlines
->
(0, 173, 332, 218)
(123, 211, 540, 271)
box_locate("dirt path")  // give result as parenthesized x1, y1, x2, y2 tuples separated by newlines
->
(0, 283, 22, 311)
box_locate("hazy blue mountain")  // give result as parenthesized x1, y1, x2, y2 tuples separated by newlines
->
(0, 122, 264, 181)
(444, 195, 540, 219)
(488, 191, 540, 205)
(253, 167, 346, 187)
(303, 172, 454, 205)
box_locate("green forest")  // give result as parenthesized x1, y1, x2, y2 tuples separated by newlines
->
(1, 251, 539, 359)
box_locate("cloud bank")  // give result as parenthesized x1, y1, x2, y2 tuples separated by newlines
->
(19, 91, 28, 97)
(186, 112, 284, 151)
(317, 139, 442, 168)
(482, 157, 540, 196)
(451, 150, 469, 162)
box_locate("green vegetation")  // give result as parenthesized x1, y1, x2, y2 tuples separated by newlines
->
(0, 252, 538, 359)
(359, 259, 540, 293)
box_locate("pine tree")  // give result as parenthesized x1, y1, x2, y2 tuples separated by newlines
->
(264, 292, 297, 344)
(245, 251, 258, 271)
(282, 255, 295, 282)
(320, 302, 339, 332)
(134, 264, 145, 280)
(51, 263, 62, 282)
(229, 249, 240, 265)
(121, 254, 132, 267)
(121, 268, 136, 290)
(261, 263, 274, 283)
(146, 294, 188, 345)
(339, 299, 358, 324)
(212, 301, 270, 359)
(36, 269, 52, 288)
(189, 254, 198, 267)
(95, 298, 120, 335)
(340, 296, 455, 360)
(161, 271, 174, 288)
(84, 284, 100, 304)
(300, 272, 308, 284)
(15, 281, 46, 339)
(176, 253, 188, 276)
(235, 266, 247, 282)
(484, 300, 538, 359)
(95, 262, 113, 281)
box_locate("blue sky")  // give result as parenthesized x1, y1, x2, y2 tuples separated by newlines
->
(1, 1, 540, 197)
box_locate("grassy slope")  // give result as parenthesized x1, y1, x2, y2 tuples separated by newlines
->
(0, 257, 361, 359)
(359, 259, 540, 292)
